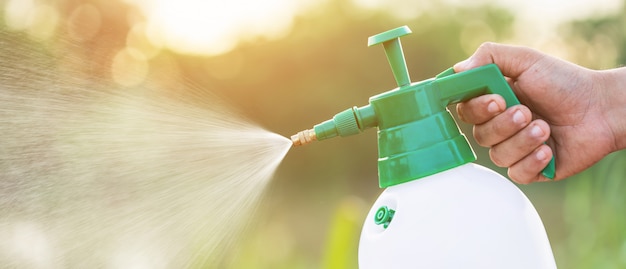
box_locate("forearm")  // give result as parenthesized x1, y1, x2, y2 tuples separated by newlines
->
(598, 67, 626, 151)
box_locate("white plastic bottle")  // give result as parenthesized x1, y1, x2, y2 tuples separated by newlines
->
(359, 163, 557, 268)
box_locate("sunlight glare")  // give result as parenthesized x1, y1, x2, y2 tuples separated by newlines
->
(126, 0, 315, 56)
(5, 0, 59, 40)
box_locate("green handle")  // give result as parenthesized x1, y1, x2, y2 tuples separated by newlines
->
(433, 65, 556, 179)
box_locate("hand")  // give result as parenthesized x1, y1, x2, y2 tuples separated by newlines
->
(454, 42, 625, 184)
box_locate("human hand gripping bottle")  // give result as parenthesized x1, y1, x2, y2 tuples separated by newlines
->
(291, 26, 556, 268)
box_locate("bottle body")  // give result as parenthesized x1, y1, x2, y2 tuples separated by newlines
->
(359, 163, 556, 268)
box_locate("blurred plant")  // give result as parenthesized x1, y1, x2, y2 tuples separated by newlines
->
(563, 2, 626, 68)
(555, 151, 626, 269)
(321, 196, 366, 269)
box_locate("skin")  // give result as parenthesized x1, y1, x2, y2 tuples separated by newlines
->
(454, 42, 626, 184)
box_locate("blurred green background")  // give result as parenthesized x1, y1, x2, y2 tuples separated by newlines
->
(1, 0, 625, 268)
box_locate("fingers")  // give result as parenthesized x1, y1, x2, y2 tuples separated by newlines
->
(453, 42, 544, 79)
(507, 145, 554, 184)
(489, 119, 551, 167)
(457, 95, 554, 184)
(473, 105, 532, 147)
(456, 94, 505, 124)
(487, 119, 552, 184)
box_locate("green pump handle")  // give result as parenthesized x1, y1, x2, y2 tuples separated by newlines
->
(433, 65, 556, 180)
(369, 25, 555, 181)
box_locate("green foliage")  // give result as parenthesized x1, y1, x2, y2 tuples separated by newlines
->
(564, 5, 626, 68)
(321, 197, 365, 269)
(554, 151, 626, 269)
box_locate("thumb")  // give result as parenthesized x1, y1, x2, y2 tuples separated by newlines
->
(453, 42, 543, 79)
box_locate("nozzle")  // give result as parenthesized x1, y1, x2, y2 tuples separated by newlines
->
(290, 106, 377, 147)
(291, 129, 316, 146)
(290, 107, 361, 147)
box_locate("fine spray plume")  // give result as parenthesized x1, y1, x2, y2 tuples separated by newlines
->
(291, 26, 558, 268)
(0, 29, 292, 267)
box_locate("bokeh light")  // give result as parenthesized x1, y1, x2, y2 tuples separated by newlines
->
(5, 0, 58, 40)
(66, 4, 102, 42)
(124, 0, 319, 56)
(111, 47, 149, 87)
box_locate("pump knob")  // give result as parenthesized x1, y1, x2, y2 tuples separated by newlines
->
(368, 26, 412, 88)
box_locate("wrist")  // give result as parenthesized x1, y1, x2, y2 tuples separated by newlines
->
(598, 67, 626, 151)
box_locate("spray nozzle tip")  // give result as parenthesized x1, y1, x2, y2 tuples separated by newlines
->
(291, 129, 316, 146)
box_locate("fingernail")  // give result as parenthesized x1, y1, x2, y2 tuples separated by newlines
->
(536, 148, 547, 161)
(512, 110, 525, 124)
(531, 125, 544, 137)
(487, 101, 499, 113)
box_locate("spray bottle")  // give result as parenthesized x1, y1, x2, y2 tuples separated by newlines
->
(291, 26, 557, 268)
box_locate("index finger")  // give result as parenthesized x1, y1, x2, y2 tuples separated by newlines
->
(456, 94, 505, 125)
(453, 42, 543, 79)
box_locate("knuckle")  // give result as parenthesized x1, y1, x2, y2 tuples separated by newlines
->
(489, 148, 510, 167)
(478, 41, 495, 50)
(507, 169, 534, 184)
(473, 118, 510, 147)
(473, 126, 490, 147)
(456, 103, 466, 122)
(490, 121, 510, 140)
(477, 42, 497, 52)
